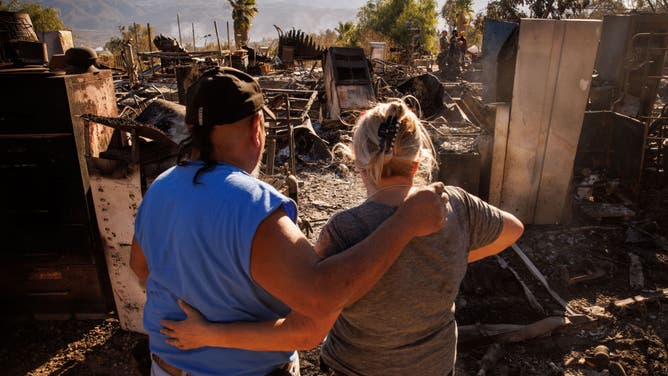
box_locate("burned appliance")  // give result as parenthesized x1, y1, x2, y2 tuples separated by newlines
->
(0, 68, 117, 316)
(323, 47, 375, 120)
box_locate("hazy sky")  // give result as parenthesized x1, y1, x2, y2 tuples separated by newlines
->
(291, 0, 488, 12)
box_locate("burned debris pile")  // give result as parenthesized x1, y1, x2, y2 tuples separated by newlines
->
(275, 26, 326, 66)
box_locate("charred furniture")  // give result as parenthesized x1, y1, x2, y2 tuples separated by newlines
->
(0, 69, 117, 316)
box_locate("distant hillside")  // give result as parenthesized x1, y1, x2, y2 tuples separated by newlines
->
(37, 0, 359, 48)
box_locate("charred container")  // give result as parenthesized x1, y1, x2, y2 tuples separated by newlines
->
(0, 68, 117, 317)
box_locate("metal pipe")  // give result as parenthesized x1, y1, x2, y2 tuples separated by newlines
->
(287, 94, 296, 175)
(177, 14, 183, 46)
(630, 32, 668, 47)
(214, 21, 223, 59)
(147, 23, 154, 70)
(192, 22, 196, 52)
(227, 21, 232, 66)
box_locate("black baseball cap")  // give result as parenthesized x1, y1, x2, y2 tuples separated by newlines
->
(185, 67, 275, 127)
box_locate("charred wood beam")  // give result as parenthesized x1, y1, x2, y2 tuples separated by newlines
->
(612, 288, 668, 309)
(511, 244, 577, 315)
(496, 255, 546, 316)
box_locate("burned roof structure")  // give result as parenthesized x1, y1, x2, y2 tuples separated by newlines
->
(275, 26, 326, 64)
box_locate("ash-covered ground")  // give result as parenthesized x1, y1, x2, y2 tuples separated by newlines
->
(3, 159, 667, 375)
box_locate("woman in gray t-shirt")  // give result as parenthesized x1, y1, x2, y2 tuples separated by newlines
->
(161, 100, 524, 376)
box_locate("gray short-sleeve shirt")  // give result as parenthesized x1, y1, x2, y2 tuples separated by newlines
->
(319, 186, 504, 376)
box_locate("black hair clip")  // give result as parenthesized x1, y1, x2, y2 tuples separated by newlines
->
(377, 115, 398, 154)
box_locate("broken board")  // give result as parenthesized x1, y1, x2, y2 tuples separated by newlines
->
(498, 19, 602, 224)
(88, 161, 146, 333)
(489, 103, 510, 207)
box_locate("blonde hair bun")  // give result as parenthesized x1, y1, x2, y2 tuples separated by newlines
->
(352, 100, 437, 186)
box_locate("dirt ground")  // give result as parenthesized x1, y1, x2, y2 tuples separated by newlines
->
(2, 157, 667, 376)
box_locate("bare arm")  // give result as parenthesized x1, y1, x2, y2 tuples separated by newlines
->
(467, 211, 523, 263)
(130, 236, 149, 286)
(251, 183, 448, 318)
(161, 300, 340, 351)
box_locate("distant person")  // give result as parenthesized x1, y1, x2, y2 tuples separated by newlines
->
(449, 28, 458, 57)
(160, 99, 524, 376)
(440, 30, 449, 53)
(458, 31, 468, 65)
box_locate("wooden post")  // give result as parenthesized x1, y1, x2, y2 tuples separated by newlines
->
(214, 21, 223, 60)
(266, 138, 276, 175)
(133, 23, 143, 72)
(126, 42, 138, 86)
(177, 14, 183, 46)
(133, 22, 139, 47)
(147, 23, 153, 52)
(192, 22, 196, 52)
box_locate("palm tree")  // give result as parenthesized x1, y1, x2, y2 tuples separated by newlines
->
(228, 0, 258, 48)
(335, 21, 356, 46)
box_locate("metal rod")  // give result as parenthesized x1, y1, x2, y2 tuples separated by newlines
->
(511, 244, 576, 315)
(227, 21, 232, 66)
(263, 88, 319, 94)
(177, 13, 183, 46)
(496, 255, 546, 315)
(287, 94, 296, 175)
(192, 22, 196, 52)
(630, 32, 668, 45)
(639, 115, 668, 119)
(139, 51, 222, 57)
(147, 23, 154, 70)
(214, 21, 223, 59)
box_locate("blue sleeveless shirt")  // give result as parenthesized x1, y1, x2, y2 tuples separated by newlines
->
(134, 162, 297, 376)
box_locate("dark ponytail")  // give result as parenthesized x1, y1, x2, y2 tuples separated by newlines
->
(177, 125, 217, 185)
